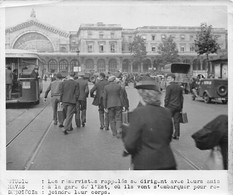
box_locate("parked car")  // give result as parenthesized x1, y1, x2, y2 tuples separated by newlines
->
(192, 79, 228, 104)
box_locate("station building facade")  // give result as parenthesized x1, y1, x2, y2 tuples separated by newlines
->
(5, 12, 228, 77)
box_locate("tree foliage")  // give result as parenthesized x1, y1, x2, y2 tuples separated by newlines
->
(157, 35, 180, 66)
(194, 23, 220, 57)
(129, 35, 147, 64)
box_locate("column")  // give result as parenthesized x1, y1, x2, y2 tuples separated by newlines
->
(106, 57, 109, 73)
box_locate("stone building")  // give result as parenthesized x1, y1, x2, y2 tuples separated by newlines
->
(5, 10, 227, 77)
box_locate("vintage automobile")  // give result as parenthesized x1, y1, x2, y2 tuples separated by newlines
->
(192, 79, 228, 104)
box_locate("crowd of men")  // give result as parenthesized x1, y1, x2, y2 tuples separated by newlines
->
(44, 70, 184, 140)
(44, 71, 129, 137)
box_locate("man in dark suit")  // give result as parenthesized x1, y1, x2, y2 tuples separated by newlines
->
(75, 72, 89, 127)
(164, 73, 183, 140)
(60, 72, 80, 135)
(90, 73, 109, 130)
(103, 75, 123, 137)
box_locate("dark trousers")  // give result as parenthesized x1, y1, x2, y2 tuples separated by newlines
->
(6, 84, 12, 100)
(75, 100, 87, 127)
(108, 106, 122, 136)
(63, 103, 76, 131)
(98, 101, 109, 129)
(167, 107, 181, 137)
(51, 96, 64, 124)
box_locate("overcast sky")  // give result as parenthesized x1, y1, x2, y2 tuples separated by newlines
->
(4, 1, 228, 31)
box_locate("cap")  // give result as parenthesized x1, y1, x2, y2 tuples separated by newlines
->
(56, 73, 63, 79)
(69, 72, 75, 77)
(135, 80, 160, 91)
(108, 75, 116, 82)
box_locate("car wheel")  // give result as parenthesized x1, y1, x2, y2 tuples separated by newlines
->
(222, 100, 228, 104)
(217, 85, 227, 97)
(203, 93, 211, 103)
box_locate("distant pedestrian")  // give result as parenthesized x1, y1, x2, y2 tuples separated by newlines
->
(44, 73, 64, 126)
(122, 80, 176, 170)
(90, 73, 109, 130)
(103, 75, 123, 137)
(6, 66, 13, 100)
(164, 73, 183, 140)
(75, 72, 89, 127)
(60, 72, 80, 135)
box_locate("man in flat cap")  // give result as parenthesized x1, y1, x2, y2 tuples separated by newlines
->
(75, 72, 89, 127)
(44, 73, 64, 126)
(103, 75, 123, 138)
(60, 72, 80, 135)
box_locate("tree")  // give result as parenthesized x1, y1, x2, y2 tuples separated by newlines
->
(129, 35, 147, 72)
(157, 35, 180, 68)
(194, 23, 220, 74)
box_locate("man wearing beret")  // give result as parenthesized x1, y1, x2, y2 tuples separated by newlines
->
(164, 74, 183, 140)
(103, 75, 123, 138)
(60, 72, 80, 135)
(44, 73, 64, 126)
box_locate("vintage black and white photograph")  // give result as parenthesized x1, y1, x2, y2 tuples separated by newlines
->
(3, 0, 229, 172)
(2, 0, 232, 194)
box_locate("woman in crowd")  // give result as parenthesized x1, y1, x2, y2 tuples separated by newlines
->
(122, 80, 177, 170)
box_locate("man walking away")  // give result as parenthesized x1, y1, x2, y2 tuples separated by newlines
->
(164, 74, 183, 140)
(6, 66, 13, 100)
(60, 72, 80, 135)
(75, 72, 89, 127)
(103, 75, 123, 138)
(90, 72, 109, 130)
(44, 73, 64, 126)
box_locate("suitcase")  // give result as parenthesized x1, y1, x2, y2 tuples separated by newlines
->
(57, 103, 65, 123)
(179, 112, 188, 123)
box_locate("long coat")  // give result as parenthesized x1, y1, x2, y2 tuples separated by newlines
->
(90, 79, 109, 106)
(76, 78, 89, 101)
(123, 105, 176, 170)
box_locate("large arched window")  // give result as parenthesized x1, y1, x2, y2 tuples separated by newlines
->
(109, 59, 117, 73)
(122, 59, 130, 72)
(97, 59, 106, 72)
(48, 59, 58, 73)
(132, 61, 140, 72)
(143, 59, 151, 72)
(59, 59, 68, 71)
(70, 59, 79, 72)
(85, 59, 94, 72)
(13, 32, 54, 52)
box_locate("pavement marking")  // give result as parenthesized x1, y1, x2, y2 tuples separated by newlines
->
(173, 148, 201, 170)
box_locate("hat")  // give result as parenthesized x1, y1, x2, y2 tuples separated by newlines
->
(166, 73, 176, 79)
(108, 75, 116, 82)
(99, 72, 105, 78)
(56, 73, 63, 79)
(115, 78, 120, 83)
(78, 72, 85, 76)
(135, 80, 160, 91)
(69, 72, 75, 77)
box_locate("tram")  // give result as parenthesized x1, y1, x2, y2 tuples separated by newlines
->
(163, 63, 191, 93)
(6, 49, 43, 104)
